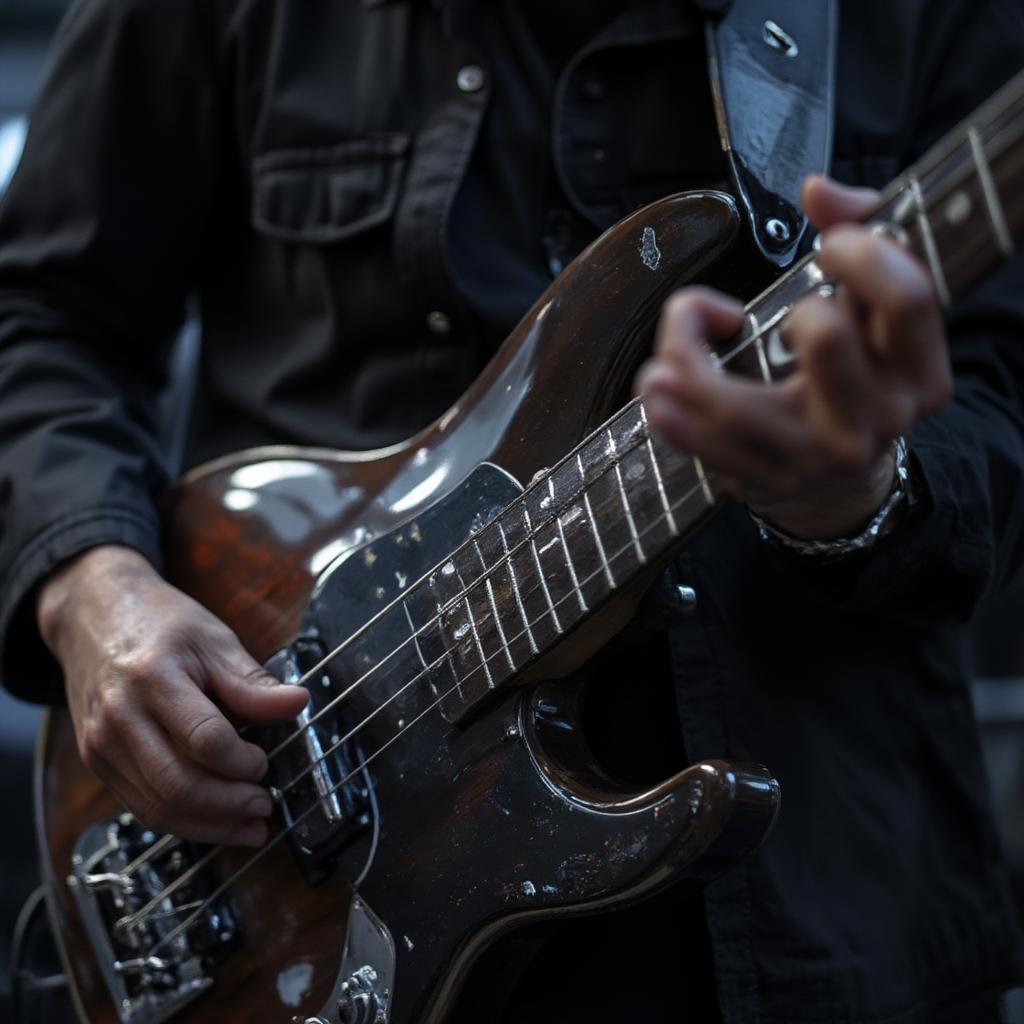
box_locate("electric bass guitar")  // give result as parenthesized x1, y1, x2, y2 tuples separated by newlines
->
(36, 68, 1024, 1024)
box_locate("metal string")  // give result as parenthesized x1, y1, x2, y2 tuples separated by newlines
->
(130, 458, 724, 955)
(116, 266, 821, 891)
(168, 293, 812, 779)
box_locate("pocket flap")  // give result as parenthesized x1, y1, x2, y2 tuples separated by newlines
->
(252, 134, 409, 243)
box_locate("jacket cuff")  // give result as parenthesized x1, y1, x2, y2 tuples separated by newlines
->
(0, 508, 162, 704)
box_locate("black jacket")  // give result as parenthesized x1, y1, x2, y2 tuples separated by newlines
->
(1, 1, 1024, 1021)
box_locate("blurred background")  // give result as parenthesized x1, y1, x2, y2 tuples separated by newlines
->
(2, 1, 1024, 1021)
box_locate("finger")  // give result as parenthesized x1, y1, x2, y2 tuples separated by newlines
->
(784, 296, 878, 467)
(152, 668, 270, 782)
(118, 714, 277, 827)
(817, 227, 952, 414)
(90, 746, 268, 846)
(198, 632, 310, 724)
(643, 380, 809, 497)
(652, 287, 745, 376)
(801, 175, 880, 233)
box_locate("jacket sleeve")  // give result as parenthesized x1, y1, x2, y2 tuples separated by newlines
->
(0, 0, 225, 703)
(758, 0, 1024, 626)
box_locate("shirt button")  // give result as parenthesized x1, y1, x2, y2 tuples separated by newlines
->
(456, 65, 486, 93)
(591, 147, 608, 164)
(579, 77, 606, 101)
(426, 310, 451, 334)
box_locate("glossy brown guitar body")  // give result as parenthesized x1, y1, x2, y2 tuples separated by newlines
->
(37, 190, 782, 1024)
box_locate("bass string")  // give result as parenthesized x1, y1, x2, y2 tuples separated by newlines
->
(134, 462, 724, 954)
(119, 275, 816, 889)
(252, 461, 705, 804)
(228, 299, 804, 774)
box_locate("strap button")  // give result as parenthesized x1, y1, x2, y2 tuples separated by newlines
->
(456, 65, 486, 93)
(426, 310, 451, 334)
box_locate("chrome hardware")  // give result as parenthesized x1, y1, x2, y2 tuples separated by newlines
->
(762, 20, 798, 58)
(319, 898, 395, 1024)
(84, 871, 135, 894)
(69, 814, 239, 1024)
(765, 218, 792, 245)
(456, 65, 486, 93)
(113, 957, 170, 976)
(674, 585, 698, 615)
(261, 638, 371, 883)
(337, 965, 385, 1024)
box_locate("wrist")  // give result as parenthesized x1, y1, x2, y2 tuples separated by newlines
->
(749, 437, 911, 560)
(36, 544, 158, 654)
(749, 445, 897, 541)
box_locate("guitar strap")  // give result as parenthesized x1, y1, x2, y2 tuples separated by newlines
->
(695, 0, 840, 269)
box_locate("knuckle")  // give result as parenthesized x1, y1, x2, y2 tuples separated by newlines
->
(663, 289, 697, 320)
(152, 760, 190, 805)
(97, 689, 131, 730)
(137, 802, 172, 836)
(187, 715, 233, 763)
(117, 649, 164, 687)
(79, 733, 105, 774)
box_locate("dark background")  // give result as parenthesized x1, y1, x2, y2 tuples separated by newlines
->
(1, 0, 1024, 1020)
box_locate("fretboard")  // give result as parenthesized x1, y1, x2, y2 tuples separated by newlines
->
(394, 400, 719, 721)
(397, 68, 1024, 723)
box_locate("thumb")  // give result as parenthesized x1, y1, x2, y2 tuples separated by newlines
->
(801, 174, 880, 233)
(207, 643, 311, 723)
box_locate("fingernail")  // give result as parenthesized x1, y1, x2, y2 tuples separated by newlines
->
(233, 821, 267, 848)
(246, 794, 273, 818)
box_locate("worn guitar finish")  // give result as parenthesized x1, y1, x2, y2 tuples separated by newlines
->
(38, 65, 1024, 1024)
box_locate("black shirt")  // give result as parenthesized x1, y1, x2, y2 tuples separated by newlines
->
(1, 1, 1024, 1020)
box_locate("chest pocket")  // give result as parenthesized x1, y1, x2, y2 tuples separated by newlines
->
(251, 134, 409, 243)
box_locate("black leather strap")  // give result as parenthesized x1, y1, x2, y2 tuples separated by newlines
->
(699, 0, 839, 269)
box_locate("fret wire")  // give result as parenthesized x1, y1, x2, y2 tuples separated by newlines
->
(637, 406, 679, 537)
(261, 402, 690, 764)
(484, 578, 515, 671)
(606, 428, 646, 563)
(402, 600, 431, 675)
(550, 477, 588, 612)
(969, 124, 1015, 256)
(692, 456, 715, 506)
(452, 565, 495, 689)
(748, 312, 772, 382)
(497, 521, 538, 655)
(909, 176, 952, 308)
(522, 506, 564, 634)
(474, 539, 516, 671)
(578, 454, 616, 586)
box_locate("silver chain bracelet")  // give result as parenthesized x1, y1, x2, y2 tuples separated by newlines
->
(748, 436, 912, 561)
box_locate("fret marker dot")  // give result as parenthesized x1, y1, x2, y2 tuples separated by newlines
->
(945, 191, 972, 226)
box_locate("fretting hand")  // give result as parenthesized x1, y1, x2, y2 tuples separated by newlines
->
(636, 176, 953, 540)
(37, 544, 309, 846)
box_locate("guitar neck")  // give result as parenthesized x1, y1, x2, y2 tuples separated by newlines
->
(723, 67, 1024, 388)
(419, 69, 1024, 722)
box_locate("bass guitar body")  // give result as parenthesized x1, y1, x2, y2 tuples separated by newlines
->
(37, 190, 781, 1024)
